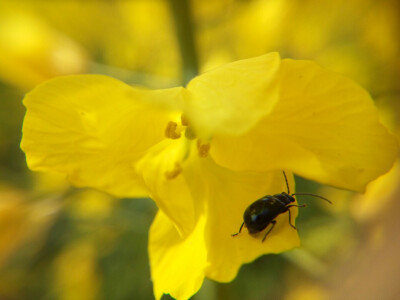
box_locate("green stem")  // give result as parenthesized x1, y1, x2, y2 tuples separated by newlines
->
(168, 0, 199, 85)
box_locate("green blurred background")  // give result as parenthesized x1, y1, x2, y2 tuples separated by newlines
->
(0, 0, 399, 299)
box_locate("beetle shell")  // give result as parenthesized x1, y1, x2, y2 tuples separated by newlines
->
(243, 192, 295, 234)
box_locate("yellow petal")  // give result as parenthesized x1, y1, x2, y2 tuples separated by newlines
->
(185, 52, 280, 138)
(21, 74, 185, 197)
(211, 59, 398, 192)
(135, 139, 199, 236)
(149, 210, 207, 300)
(0, 8, 87, 90)
(148, 161, 301, 297)
(197, 160, 300, 282)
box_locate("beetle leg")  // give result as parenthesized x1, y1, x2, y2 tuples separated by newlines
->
(287, 208, 297, 230)
(232, 222, 245, 237)
(286, 204, 306, 230)
(262, 220, 276, 242)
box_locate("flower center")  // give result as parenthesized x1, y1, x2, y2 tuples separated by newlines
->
(164, 114, 211, 158)
(163, 114, 211, 180)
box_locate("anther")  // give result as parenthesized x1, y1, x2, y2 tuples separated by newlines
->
(165, 121, 181, 139)
(165, 163, 182, 179)
(185, 127, 197, 140)
(197, 140, 210, 158)
(181, 114, 190, 126)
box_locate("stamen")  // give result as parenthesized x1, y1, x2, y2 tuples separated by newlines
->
(165, 163, 182, 179)
(181, 113, 190, 126)
(197, 140, 210, 158)
(185, 127, 197, 140)
(165, 121, 181, 139)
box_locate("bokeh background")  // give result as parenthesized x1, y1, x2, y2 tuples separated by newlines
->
(1, 0, 399, 299)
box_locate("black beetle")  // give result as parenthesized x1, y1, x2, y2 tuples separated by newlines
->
(232, 171, 331, 242)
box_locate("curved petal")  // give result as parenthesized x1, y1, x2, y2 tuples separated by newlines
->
(149, 210, 207, 300)
(211, 59, 399, 192)
(148, 160, 301, 298)
(21, 74, 185, 197)
(185, 52, 280, 138)
(135, 139, 199, 236)
(196, 159, 300, 282)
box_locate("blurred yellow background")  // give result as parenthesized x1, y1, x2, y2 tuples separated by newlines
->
(0, 0, 399, 299)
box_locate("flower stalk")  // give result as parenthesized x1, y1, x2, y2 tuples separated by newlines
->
(168, 0, 199, 84)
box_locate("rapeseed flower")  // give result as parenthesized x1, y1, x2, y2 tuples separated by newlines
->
(0, 6, 87, 90)
(21, 53, 398, 299)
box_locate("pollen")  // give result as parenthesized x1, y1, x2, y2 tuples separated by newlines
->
(165, 121, 181, 139)
(197, 140, 210, 158)
(165, 162, 182, 179)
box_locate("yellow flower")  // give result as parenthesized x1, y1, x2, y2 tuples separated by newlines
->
(0, 6, 87, 90)
(21, 53, 398, 299)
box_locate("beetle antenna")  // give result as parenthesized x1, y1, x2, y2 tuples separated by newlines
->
(282, 171, 290, 194)
(291, 192, 332, 204)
